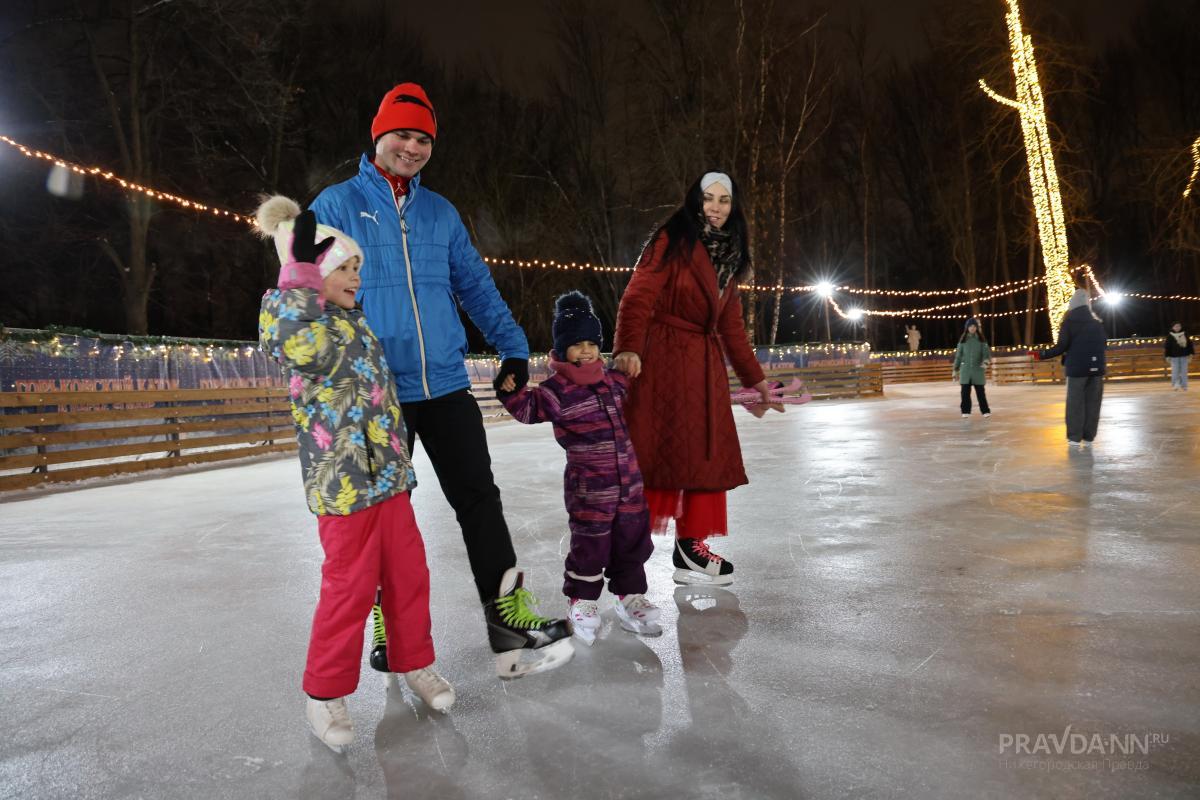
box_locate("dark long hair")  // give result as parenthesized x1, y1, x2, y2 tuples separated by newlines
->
(959, 323, 988, 345)
(637, 171, 751, 278)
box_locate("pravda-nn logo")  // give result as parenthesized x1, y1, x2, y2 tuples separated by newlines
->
(999, 726, 1168, 756)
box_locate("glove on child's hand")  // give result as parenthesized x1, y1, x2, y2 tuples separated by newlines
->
(278, 210, 335, 290)
(292, 209, 334, 265)
(493, 358, 529, 394)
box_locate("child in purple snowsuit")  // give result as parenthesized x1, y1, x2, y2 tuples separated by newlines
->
(497, 291, 660, 644)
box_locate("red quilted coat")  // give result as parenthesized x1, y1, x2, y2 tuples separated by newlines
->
(613, 232, 765, 491)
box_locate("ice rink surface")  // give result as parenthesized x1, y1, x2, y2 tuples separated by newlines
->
(2, 381, 1198, 799)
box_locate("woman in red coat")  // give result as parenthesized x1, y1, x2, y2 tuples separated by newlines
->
(613, 172, 771, 585)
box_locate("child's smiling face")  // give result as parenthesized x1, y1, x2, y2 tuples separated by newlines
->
(565, 340, 600, 365)
(322, 257, 361, 310)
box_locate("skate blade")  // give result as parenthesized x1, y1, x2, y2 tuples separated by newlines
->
(423, 691, 456, 713)
(672, 568, 733, 587)
(496, 637, 575, 680)
(310, 730, 351, 754)
(573, 627, 598, 647)
(382, 672, 398, 691)
(618, 618, 663, 637)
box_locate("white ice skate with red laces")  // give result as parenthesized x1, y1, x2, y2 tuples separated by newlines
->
(568, 598, 601, 646)
(613, 594, 663, 637)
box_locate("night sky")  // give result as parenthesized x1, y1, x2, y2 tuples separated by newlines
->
(408, 0, 1147, 87)
(0, 0, 1190, 346)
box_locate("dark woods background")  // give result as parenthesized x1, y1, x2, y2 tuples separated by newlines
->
(0, 0, 1197, 351)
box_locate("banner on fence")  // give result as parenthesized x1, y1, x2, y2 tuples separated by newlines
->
(1, 329, 874, 394)
(0, 333, 283, 394)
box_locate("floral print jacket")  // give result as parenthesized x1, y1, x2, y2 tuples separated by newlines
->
(259, 285, 416, 516)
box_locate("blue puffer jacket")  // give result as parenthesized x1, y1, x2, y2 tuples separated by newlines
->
(310, 156, 528, 402)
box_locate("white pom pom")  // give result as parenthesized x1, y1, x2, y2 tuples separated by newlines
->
(254, 195, 301, 238)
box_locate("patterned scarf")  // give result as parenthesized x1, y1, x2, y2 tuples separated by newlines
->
(1171, 330, 1188, 347)
(697, 215, 744, 292)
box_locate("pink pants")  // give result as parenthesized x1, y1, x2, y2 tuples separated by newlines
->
(302, 492, 434, 698)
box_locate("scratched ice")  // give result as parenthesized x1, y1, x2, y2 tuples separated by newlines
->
(2, 382, 1198, 798)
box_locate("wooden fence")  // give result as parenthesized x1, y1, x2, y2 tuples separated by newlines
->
(877, 359, 953, 384)
(0, 387, 295, 491)
(882, 346, 1197, 386)
(24, 346, 1189, 488)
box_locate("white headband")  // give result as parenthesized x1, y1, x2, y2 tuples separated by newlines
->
(700, 172, 733, 197)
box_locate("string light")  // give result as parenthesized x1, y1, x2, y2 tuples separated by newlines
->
(5, 134, 1196, 317)
(979, 0, 1075, 341)
(1185, 134, 1200, 199)
(905, 306, 1046, 320)
(739, 264, 1103, 301)
(840, 275, 1043, 296)
(1096, 290, 1200, 302)
(482, 256, 631, 273)
(742, 273, 1046, 296)
(0, 135, 252, 225)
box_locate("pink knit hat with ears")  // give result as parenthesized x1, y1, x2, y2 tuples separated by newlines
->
(254, 195, 364, 278)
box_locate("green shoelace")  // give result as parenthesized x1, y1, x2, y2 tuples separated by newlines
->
(495, 587, 551, 629)
(371, 603, 387, 647)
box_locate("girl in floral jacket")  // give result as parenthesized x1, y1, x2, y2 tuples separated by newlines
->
(256, 196, 453, 751)
(497, 292, 660, 644)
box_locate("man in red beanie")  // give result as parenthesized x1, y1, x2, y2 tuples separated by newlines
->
(310, 83, 574, 680)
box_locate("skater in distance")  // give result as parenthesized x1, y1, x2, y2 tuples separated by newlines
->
(1032, 288, 1107, 447)
(953, 318, 992, 417)
(309, 82, 573, 680)
(613, 171, 771, 586)
(498, 291, 661, 646)
(1163, 321, 1193, 391)
(256, 199, 454, 752)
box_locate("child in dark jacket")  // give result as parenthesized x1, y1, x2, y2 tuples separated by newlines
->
(497, 292, 659, 645)
(256, 197, 454, 751)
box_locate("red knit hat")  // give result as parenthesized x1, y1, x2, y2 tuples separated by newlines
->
(371, 83, 437, 142)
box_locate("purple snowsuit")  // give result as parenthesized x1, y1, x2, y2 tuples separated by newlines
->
(500, 357, 652, 601)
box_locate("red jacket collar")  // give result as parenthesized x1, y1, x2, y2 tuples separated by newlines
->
(371, 159, 412, 201)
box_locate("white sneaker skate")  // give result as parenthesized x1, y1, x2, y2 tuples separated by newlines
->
(569, 598, 601, 646)
(613, 594, 663, 637)
(403, 666, 455, 713)
(306, 697, 353, 752)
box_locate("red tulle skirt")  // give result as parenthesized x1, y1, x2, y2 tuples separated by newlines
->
(645, 488, 728, 540)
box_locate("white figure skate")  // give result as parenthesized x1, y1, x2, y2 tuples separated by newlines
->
(568, 598, 602, 646)
(306, 697, 354, 753)
(613, 594, 663, 637)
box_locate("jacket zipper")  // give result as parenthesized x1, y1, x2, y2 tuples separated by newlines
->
(393, 194, 431, 399)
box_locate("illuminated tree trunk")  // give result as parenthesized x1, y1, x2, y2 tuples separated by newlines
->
(980, 0, 1076, 342)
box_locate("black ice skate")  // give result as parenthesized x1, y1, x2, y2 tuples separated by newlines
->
(369, 595, 392, 688)
(484, 568, 575, 679)
(673, 538, 734, 586)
